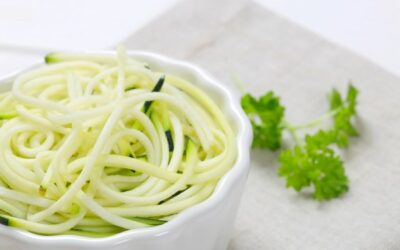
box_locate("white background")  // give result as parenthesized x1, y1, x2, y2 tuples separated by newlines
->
(0, 0, 399, 77)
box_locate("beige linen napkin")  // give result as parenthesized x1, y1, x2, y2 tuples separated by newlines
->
(124, 0, 400, 249)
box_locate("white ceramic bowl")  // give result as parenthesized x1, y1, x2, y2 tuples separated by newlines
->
(0, 51, 252, 250)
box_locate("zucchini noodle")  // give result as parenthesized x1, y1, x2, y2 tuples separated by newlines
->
(0, 49, 236, 236)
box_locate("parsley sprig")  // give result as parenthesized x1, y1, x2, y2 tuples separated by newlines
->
(241, 84, 359, 201)
(241, 92, 284, 150)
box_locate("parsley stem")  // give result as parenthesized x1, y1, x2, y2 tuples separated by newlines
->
(281, 120, 301, 145)
(281, 108, 340, 146)
(288, 109, 340, 130)
(231, 73, 247, 95)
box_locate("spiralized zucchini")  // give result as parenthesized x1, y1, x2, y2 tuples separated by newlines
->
(0, 49, 236, 237)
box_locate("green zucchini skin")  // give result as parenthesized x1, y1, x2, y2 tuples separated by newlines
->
(144, 76, 165, 113)
(165, 130, 174, 152)
(0, 216, 9, 226)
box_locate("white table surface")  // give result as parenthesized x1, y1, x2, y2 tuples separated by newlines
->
(1, 0, 399, 77)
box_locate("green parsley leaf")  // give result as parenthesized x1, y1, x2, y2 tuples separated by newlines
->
(277, 84, 358, 200)
(241, 92, 285, 150)
(329, 84, 359, 148)
(279, 131, 349, 201)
